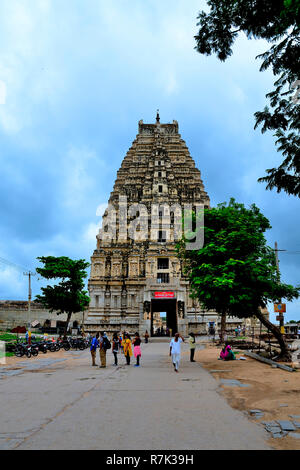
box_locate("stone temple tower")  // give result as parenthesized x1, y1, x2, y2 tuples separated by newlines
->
(85, 114, 214, 336)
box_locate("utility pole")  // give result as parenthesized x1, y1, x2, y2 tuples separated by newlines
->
(274, 242, 286, 333)
(23, 271, 36, 331)
(274, 242, 281, 284)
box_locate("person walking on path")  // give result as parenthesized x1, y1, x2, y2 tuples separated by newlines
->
(133, 332, 142, 367)
(121, 331, 127, 354)
(112, 333, 120, 366)
(144, 330, 149, 344)
(188, 332, 196, 362)
(90, 333, 99, 367)
(169, 333, 184, 373)
(99, 332, 107, 368)
(123, 334, 133, 365)
(119, 333, 123, 354)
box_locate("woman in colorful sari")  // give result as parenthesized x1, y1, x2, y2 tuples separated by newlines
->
(123, 334, 133, 365)
(220, 342, 236, 361)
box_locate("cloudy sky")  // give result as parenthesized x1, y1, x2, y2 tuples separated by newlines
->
(0, 0, 299, 322)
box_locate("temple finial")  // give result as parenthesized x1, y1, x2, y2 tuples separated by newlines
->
(156, 109, 160, 124)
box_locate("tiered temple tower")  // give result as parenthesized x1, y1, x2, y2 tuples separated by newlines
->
(85, 114, 219, 336)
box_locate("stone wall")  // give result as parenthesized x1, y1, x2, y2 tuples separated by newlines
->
(0, 301, 84, 331)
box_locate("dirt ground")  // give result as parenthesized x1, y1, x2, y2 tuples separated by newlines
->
(196, 344, 300, 450)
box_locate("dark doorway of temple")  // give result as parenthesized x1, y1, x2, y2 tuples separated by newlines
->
(151, 299, 177, 337)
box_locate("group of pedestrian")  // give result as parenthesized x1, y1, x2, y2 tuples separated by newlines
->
(91, 330, 198, 373)
(90, 331, 142, 368)
(234, 326, 241, 337)
(234, 326, 246, 337)
(90, 331, 109, 368)
(154, 326, 170, 337)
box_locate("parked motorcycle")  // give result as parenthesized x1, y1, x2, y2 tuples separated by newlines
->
(32, 341, 48, 354)
(14, 343, 38, 358)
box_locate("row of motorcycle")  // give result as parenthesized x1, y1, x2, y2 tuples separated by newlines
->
(11, 337, 91, 358)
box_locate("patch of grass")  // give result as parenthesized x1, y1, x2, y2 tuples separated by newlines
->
(0, 351, 14, 359)
(5, 352, 14, 357)
(0, 333, 43, 343)
(0, 334, 19, 342)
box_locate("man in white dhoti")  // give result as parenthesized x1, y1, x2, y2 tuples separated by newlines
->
(169, 333, 185, 372)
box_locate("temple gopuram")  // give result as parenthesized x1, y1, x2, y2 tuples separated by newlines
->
(85, 114, 243, 336)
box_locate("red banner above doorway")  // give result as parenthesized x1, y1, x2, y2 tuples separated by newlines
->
(154, 292, 175, 299)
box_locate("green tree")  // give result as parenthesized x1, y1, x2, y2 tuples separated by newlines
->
(178, 199, 299, 360)
(194, 0, 300, 197)
(36, 256, 90, 338)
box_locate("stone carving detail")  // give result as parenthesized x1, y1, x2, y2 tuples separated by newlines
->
(105, 257, 111, 277)
(171, 260, 180, 277)
(178, 301, 185, 319)
(140, 258, 145, 277)
(129, 261, 139, 277)
(93, 262, 105, 277)
(121, 288, 127, 307)
(141, 126, 155, 135)
(122, 258, 128, 277)
(162, 127, 176, 135)
(147, 259, 155, 275)
(105, 287, 111, 307)
(111, 261, 121, 277)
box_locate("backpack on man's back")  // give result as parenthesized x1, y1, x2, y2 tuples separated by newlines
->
(103, 337, 111, 350)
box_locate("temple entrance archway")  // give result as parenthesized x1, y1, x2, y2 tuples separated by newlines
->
(151, 299, 177, 337)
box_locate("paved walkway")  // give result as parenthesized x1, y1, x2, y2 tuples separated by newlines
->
(0, 341, 270, 450)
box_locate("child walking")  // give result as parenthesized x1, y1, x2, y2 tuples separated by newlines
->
(133, 332, 142, 367)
